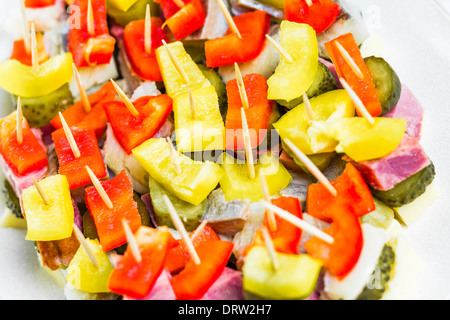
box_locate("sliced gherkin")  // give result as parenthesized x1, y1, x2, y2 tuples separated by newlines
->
(107, 0, 160, 28)
(3, 179, 23, 219)
(276, 62, 338, 110)
(17, 83, 73, 128)
(357, 245, 395, 300)
(371, 163, 435, 208)
(197, 64, 227, 117)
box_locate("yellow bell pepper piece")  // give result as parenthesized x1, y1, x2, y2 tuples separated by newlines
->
(274, 90, 356, 155)
(308, 117, 407, 162)
(156, 41, 211, 99)
(219, 152, 292, 202)
(22, 175, 74, 242)
(132, 138, 224, 206)
(174, 86, 225, 153)
(66, 238, 114, 293)
(108, 0, 139, 11)
(267, 21, 318, 101)
(243, 246, 323, 300)
(0, 52, 73, 98)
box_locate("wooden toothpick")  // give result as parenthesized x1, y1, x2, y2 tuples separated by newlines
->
(85, 166, 114, 210)
(161, 40, 190, 85)
(190, 220, 208, 243)
(59, 112, 81, 159)
(283, 138, 338, 197)
(122, 218, 142, 263)
(110, 79, 140, 117)
(166, 137, 182, 175)
(262, 201, 335, 245)
(73, 63, 91, 113)
(30, 23, 39, 74)
(339, 77, 375, 125)
(87, 0, 95, 37)
(265, 34, 293, 63)
(334, 41, 364, 80)
(234, 63, 249, 110)
(19, 0, 31, 53)
(260, 171, 277, 233)
(303, 93, 315, 123)
(188, 89, 197, 120)
(144, 4, 152, 55)
(262, 226, 279, 271)
(305, 0, 313, 7)
(16, 97, 23, 145)
(173, 0, 185, 8)
(73, 223, 99, 267)
(32, 178, 50, 205)
(241, 108, 255, 180)
(163, 195, 201, 265)
(217, 0, 242, 39)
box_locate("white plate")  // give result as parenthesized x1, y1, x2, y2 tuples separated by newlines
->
(0, 0, 449, 300)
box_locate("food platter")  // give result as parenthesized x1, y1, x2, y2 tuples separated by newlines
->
(0, 0, 449, 300)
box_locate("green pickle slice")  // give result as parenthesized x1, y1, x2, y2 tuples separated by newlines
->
(17, 83, 73, 128)
(371, 163, 435, 208)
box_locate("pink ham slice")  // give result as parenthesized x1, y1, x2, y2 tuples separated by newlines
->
(345, 134, 430, 191)
(383, 85, 424, 140)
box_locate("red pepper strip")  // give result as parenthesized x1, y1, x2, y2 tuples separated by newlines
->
(0, 113, 48, 176)
(10, 34, 48, 66)
(205, 10, 270, 68)
(165, 224, 220, 275)
(68, 0, 116, 67)
(25, 0, 56, 8)
(225, 73, 273, 150)
(52, 126, 107, 190)
(153, 0, 190, 20)
(304, 202, 363, 279)
(170, 240, 234, 300)
(307, 162, 375, 223)
(86, 170, 142, 252)
(103, 94, 173, 154)
(123, 17, 168, 81)
(164, 0, 206, 40)
(285, 0, 341, 34)
(324, 33, 382, 117)
(108, 226, 177, 299)
(50, 82, 116, 139)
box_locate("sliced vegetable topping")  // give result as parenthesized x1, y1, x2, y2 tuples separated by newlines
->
(205, 10, 270, 68)
(170, 240, 234, 300)
(108, 226, 176, 299)
(68, 0, 116, 67)
(52, 126, 108, 190)
(225, 73, 273, 150)
(324, 33, 382, 117)
(10, 33, 48, 66)
(124, 17, 168, 81)
(24, 0, 56, 8)
(86, 170, 142, 252)
(103, 94, 173, 154)
(164, 0, 206, 40)
(22, 175, 74, 241)
(285, 0, 341, 34)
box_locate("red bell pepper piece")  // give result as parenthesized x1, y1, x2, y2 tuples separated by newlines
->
(108, 226, 177, 299)
(170, 240, 234, 300)
(285, 0, 341, 34)
(103, 94, 173, 154)
(205, 10, 270, 68)
(68, 0, 116, 67)
(52, 126, 108, 190)
(153, 0, 190, 19)
(307, 162, 375, 223)
(0, 113, 48, 176)
(25, 0, 56, 8)
(85, 170, 142, 252)
(225, 73, 273, 150)
(163, 0, 206, 40)
(165, 224, 220, 275)
(304, 202, 363, 279)
(123, 17, 168, 81)
(50, 82, 116, 139)
(324, 33, 382, 117)
(10, 34, 48, 66)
